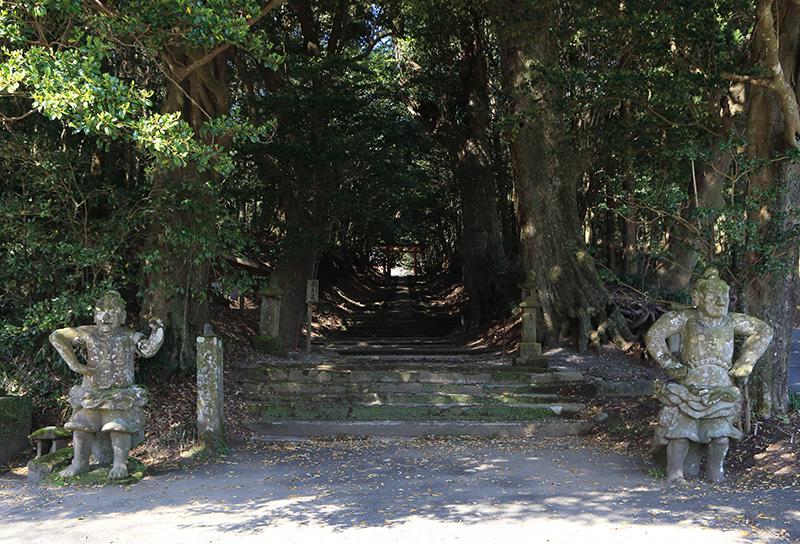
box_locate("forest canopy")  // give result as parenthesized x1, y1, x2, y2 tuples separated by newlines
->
(0, 0, 798, 417)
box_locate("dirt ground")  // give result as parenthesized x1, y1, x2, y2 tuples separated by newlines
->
(1, 436, 798, 543)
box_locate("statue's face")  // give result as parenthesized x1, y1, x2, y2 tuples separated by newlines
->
(94, 303, 125, 333)
(695, 286, 729, 319)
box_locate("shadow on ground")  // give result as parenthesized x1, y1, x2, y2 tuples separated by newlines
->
(1, 438, 796, 543)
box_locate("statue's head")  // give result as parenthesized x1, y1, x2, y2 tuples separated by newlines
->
(692, 268, 730, 319)
(94, 290, 126, 333)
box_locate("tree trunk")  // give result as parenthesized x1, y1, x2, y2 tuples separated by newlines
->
(604, 192, 618, 274)
(143, 51, 230, 372)
(655, 150, 732, 293)
(455, 18, 514, 327)
(743, 0, 800, 416)
(492, 0, 631, 349)
(620, 101, 639, 279)
(275, 245, 319, 349)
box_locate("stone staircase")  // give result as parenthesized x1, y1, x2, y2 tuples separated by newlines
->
(237, 275, 602, 438)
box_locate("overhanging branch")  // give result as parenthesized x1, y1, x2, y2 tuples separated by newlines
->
(352, 31, 392, 61)
(171, 0, 288, 83)
(752, 0, 800, 148)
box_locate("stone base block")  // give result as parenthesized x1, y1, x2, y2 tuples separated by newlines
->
(252, 335, 285, 355)
(519, 342, 542, 359)
(27, 447, 73, 484)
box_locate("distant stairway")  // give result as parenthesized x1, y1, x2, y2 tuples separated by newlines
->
(237, 275, 602, 438)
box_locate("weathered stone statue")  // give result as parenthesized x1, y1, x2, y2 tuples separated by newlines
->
(49, 291, 164, 479)
(645, 269, 773, 483)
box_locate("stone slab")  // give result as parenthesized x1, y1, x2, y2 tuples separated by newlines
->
(27, 447, 72, 484)
(592, 378, 654, 397)
(246, 418, 601, 439)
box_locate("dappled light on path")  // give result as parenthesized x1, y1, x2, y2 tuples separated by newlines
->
(1, 437, 796, 543)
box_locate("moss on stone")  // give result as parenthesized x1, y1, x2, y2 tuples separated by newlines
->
(34, 446, 74, 467)
(181, 440, 230, 462)
(27, 446, 74, 483)
(252, 335, 285, 355)
(29, 426, 71, 440)
(45, 456, 147, 487)
(251, 402, 555, 422)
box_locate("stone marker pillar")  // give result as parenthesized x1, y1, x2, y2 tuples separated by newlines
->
(517, 270, 542, 363)
(253, 277, 284, 354)
(197, 324, 224, 449)
(259, 277, 282, 338)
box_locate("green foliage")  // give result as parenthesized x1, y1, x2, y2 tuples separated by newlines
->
(789, 393, 800, 413)
(0, 0, 797, 420)
(0, 125, 147, 412)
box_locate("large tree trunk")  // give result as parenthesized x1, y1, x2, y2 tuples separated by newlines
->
(620, 101, 640, 279)
(275, 244, 320, 349)
(743, 0, 800, 416)
(493, 0, 631, 349)
(273, 188, 327, 348)
(455, 18, 514, 328)
(269, 0, 337, 349)
(143, 51, 230, 372)
(655, 146, 732, 293)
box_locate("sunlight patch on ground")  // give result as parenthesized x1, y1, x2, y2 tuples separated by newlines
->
(332, 287, 367, 308)
(390, 266, 413, 277)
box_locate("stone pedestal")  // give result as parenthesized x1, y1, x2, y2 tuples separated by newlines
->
(519, 298, 542, 360)
(197, 325, 224, 449)
(29, 426, 71, 458)
(255, 277, 283, 353)
(516, 271, 542, 364)
(260, 296, 281, 337)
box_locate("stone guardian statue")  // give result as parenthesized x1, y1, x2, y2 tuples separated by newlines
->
(49, 291, 164, 479)
(644, 268, 773, 483)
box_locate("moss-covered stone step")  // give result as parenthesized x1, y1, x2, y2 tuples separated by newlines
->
(337, 330, 458, 338)
(237, 358, 548, 370)
(318, 338, 455, 345)
(242, 389, 575, 406)
(252, 398, 586, 415)
(330, 346, 500, 356)
(246, 419, 601, 438)
(236, 366, 583, 385)
(245, 402, 567, 421)
(239, 378, 594, 397)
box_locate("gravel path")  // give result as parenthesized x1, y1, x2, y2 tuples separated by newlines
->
(1, 437, 796, 543)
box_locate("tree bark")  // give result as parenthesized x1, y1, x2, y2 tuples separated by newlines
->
(743, 0, 800, 416)
(620, 101, 640, 279)
(272, 188, 326, 347)
(492, 0, 631, 348)
(655, 146, 732, 293)
(142, 51, 230, 372)
(455, 18, 514, 327)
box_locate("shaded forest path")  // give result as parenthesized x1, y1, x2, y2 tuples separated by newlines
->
(320, 274, 484, 359)
(235, 270, 601, 438)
